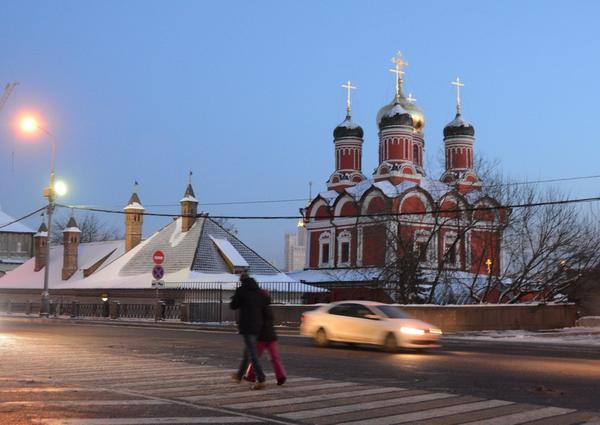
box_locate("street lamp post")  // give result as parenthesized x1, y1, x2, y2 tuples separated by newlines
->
(20, 116, 58, 317)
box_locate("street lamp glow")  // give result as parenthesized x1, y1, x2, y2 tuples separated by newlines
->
(19, 116, 40, 134)
(54, 181, 68, 197)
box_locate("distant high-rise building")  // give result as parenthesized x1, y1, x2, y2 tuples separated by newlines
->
(284, 220, 307, 272)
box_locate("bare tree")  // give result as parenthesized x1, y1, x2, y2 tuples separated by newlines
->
(51, 213, 123, 244)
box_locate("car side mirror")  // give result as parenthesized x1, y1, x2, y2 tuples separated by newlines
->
(364, 314, 381, 320)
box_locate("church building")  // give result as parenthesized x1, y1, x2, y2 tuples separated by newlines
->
(294, 53, 505, 294)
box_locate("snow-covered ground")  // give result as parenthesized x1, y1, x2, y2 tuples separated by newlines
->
(449, 325, 600, 347)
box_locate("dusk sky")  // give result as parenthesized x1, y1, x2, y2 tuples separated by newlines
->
(1, 0, 599, 267)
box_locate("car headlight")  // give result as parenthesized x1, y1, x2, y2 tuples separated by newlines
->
(430, 328, 443, 335)
(400, 326, 425, 335)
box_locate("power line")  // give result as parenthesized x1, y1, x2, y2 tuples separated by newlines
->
(0, 206, 46, 230)
(57, 195, 600, 221)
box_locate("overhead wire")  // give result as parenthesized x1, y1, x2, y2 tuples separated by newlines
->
(0, 206, 46, 230)
(57, 195, 600, 221)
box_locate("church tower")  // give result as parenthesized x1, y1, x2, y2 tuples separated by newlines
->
(327, 80, 365, 191)
(441, 78, 481, 192)
(374, 52, 420, 184)
(124, 181, 144, 252)
(62, 215, 81, 280)
(180, 171, 198, 232)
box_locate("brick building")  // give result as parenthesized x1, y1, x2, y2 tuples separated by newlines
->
(293, 53, 505, 297)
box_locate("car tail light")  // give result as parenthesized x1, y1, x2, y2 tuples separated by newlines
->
(300, 314, 305, 322)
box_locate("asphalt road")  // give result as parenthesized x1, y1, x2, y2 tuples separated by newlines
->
(1, 317, 599, 424)
(2, 318, 599, 412)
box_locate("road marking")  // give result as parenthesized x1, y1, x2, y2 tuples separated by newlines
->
(338, 399, 514, 425)
(225, 386, 406, 409)
(4, 399, 169, 407)
(0, 387, 93, 393)
(108, 370, 239, 387)
(183, 381, 355, 402)
(142, 376, 319, 396)
(34, 417, 263, 425)
(279, 392, 458, 420)
(463, 406, 577, 424)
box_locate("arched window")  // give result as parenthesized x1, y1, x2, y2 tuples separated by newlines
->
(319, 232, 333, 268)
(443, 231, 460, 268)
(414, 230, 435, 264)
(337, 230, 352, 267)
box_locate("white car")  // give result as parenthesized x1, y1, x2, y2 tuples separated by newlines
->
(300, 301, 442, 352)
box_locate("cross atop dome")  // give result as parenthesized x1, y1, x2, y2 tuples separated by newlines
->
(451, 77, 465, 114)
(341, 80, 356, 117)
(390, 51, 408, 101)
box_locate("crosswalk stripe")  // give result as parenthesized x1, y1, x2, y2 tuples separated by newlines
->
(108, 370, 238, 387)
(279, 392, 458, 420)
(0, 387, 91, 393)
(5, 399, 169, 407)
(142, 376, 319, 396)
(51, 366, 210, 380)
(463, 406, 577, 425)
(35, 416, 263, 424)
(225, 386, 406, 410)
(183, 381, 355, 402)
(338, 399, 514, 425)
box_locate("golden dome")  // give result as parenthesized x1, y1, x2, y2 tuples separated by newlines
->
(376, 89, 425, 133)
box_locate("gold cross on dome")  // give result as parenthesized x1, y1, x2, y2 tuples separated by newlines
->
(451, 77, 465, 113)
(390, 51, 408, 100)
(341, 80, 357, 115)
(407, 93, 417, 103)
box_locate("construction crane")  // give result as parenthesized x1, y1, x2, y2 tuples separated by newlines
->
(0, 82, 18, 113)
(1, 82, 19, 171)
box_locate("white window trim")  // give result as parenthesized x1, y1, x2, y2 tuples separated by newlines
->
(443, 231, 460, 269)
(337, 230, 352, 267)
(414, 230, 436, 266)
(318, 231, 333, 268)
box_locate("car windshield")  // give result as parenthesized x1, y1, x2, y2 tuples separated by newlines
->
(375, 305, 411, 319)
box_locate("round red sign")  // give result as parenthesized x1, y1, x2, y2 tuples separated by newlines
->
(152, 250, 165, 265)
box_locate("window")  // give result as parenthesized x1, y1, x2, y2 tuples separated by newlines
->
(321, 243, 330, 264)
(319, 232, 332, 267)
(329, 304, 352, 316)
(444, 232, 459, 268)
(337, 230, 352, 267)
(414, 231, 435, 263)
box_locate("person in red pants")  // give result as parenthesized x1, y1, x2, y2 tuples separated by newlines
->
(245, 290, 287, 385)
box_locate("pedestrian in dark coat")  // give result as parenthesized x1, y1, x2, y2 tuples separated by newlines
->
(230, 273, 267, 389)
(245, 290, 287, 385)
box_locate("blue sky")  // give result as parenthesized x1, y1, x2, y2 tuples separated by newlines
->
(1, 1, 599, 266)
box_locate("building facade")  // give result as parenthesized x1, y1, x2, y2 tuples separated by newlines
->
(301, 54, 505, 283)
(284, 221, 307, 272)
(0, 209, 35, 276)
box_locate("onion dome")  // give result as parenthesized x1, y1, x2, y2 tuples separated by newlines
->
(333, 114, 364, 139)
(376, 93, 425, 132)
(443, 112, 475, 137)
(378, 101, 413, 130)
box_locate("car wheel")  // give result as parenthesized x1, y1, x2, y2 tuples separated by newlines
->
(315, 328, 329, 347)
(382, 333, 397, 353)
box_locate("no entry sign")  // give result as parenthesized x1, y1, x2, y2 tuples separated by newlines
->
(153, 250, 165, 265)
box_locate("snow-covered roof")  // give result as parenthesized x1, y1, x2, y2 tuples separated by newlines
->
(445, 114, 472, 128)
(0, 240, 124, 289)
(210, 235, 249, 271)
(123, 202, 144, 211)
(337, 118, 359, 129)
(180, 195, 198, 203)
(385, 103, 409, 117)
(63, 227, 81, 233)
(0, 209, 35, 234)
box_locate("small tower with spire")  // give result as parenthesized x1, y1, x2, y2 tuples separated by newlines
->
(33, 221, 48, 272)
(327, 80, 365, 191)
(180, 171, 198, 232)
(441, 77, 481, 191)
(124, 181, 144, 252)
(62, 215, 81, 280)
